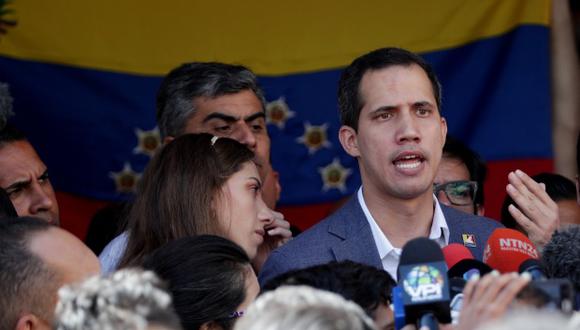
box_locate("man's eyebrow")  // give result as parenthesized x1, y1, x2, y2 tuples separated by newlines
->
(202, 112, 239, 123)
(244, 112, 266, 122)
(413, 101, 434, 107)
(370, 105, 397, 115)
(4, 179, 31, 191)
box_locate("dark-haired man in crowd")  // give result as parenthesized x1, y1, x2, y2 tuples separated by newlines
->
(260, 47, 502, 283)
(0, 217, 100, 330)
(262, 260, 396, 330)
(0, 126, 60, 225)
(100, 62, 291, 273)
(434, 135, 487, 216)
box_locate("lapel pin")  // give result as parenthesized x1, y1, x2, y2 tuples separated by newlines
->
(462, 234, 476, 248)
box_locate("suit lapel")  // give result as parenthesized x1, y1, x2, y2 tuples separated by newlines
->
(327, 197, 383, 269)
(443, 205, 482, 259)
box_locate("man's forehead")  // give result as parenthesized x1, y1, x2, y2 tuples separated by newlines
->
(28, 227, 99, 280)
(359, 64, 436, 105)
(0, 141, 47, 184)
(193, 90, 263, 116)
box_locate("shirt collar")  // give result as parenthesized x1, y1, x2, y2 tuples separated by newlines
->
(357, 186, 449, 260)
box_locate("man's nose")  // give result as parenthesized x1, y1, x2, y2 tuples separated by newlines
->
(29, 182, 54, 215)
(396, 112, 421, 143)
(232, 123, 257, 150)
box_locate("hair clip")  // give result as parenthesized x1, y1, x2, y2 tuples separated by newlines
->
(211, 136, 220, 146)
(228, 310, 245, 319)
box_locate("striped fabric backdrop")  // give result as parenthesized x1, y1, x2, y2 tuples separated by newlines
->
(0, 0, 552, 237)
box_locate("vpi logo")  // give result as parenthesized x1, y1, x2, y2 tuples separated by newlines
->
(402, 265, 444, 302)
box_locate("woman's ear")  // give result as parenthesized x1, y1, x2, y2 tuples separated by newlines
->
(199, 321, 223, 330)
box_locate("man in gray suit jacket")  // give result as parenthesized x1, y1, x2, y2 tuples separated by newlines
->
(259, 47, 502, 285)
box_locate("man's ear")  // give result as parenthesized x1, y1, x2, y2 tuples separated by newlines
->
(440, 116, 448, 145)
(15, 314, 47, 330)
(476, 204, 485, 216)
(163, 135, 175, 145)
(338, 125, 360, 158)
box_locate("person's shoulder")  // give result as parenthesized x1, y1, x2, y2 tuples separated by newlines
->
(443, 205, 503, 231)
(259, 209, 346, 285)
(98, 231, 129, 274)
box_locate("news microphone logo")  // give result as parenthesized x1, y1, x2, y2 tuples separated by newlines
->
(497, 238, 538, 258)
(401, 265, 445, 303)
(484, 228, 540, 273)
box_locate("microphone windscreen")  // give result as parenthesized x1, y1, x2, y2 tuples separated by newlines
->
(399, 238, 444, 268)
(483, 228, 539, 273)
(442, 243, 474, 269)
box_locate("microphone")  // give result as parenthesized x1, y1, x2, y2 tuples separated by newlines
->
(443, 244, 492, 280)
(395, 237, 451, 330)
(483, 228, 539, 273)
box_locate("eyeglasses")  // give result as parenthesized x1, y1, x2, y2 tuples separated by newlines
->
(433, 180, 478, 206)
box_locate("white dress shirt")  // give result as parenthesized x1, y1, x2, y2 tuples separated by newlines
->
(357, 187, 449, 281)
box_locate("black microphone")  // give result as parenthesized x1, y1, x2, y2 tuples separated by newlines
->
(396, 237, 451, 329)
(518, 258, 576, 313)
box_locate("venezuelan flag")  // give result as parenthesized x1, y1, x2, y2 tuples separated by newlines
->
(0, 0, 551, 236)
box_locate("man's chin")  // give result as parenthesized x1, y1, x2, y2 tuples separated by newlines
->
(390, 184, 432, 200)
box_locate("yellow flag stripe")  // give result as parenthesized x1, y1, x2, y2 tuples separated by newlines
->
(0, 0, 549, 75)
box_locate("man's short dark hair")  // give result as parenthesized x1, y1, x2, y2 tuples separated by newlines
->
(0, 124, 26, 147)
(338, 47, 442, 131)
(0, 188, 17, 217)
(156, 62, 266, 138)
(261, 260, 396, 319)
(0, 217, 56, 329)
(443, 135, 487, 207)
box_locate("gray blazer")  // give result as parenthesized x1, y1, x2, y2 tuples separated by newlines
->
(259, 196, 502, 285)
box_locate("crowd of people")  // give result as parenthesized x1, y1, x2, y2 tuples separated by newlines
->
(0, 47, 579, 330)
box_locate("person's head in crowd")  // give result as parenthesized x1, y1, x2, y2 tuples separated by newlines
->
(0, 187, 18, 217)
(474, 310, 574, 330)
(338, 46, 447, 207)
(54, 268, 182, 330)
(0, 125, 60, 225)
(0, 217, 100, 330)
(119, 134, 273, 268)
(542, 226, 580, 292)
(261, 260, 395, 330)
(156, 62, 271, 181)
(143, 235, 258, 330)
(502, 173, 580, 229)
(434, 135, 486, 215)
(235, 286, 376, 330)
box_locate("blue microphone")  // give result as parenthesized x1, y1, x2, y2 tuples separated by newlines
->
(396, 237, 451, 330)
